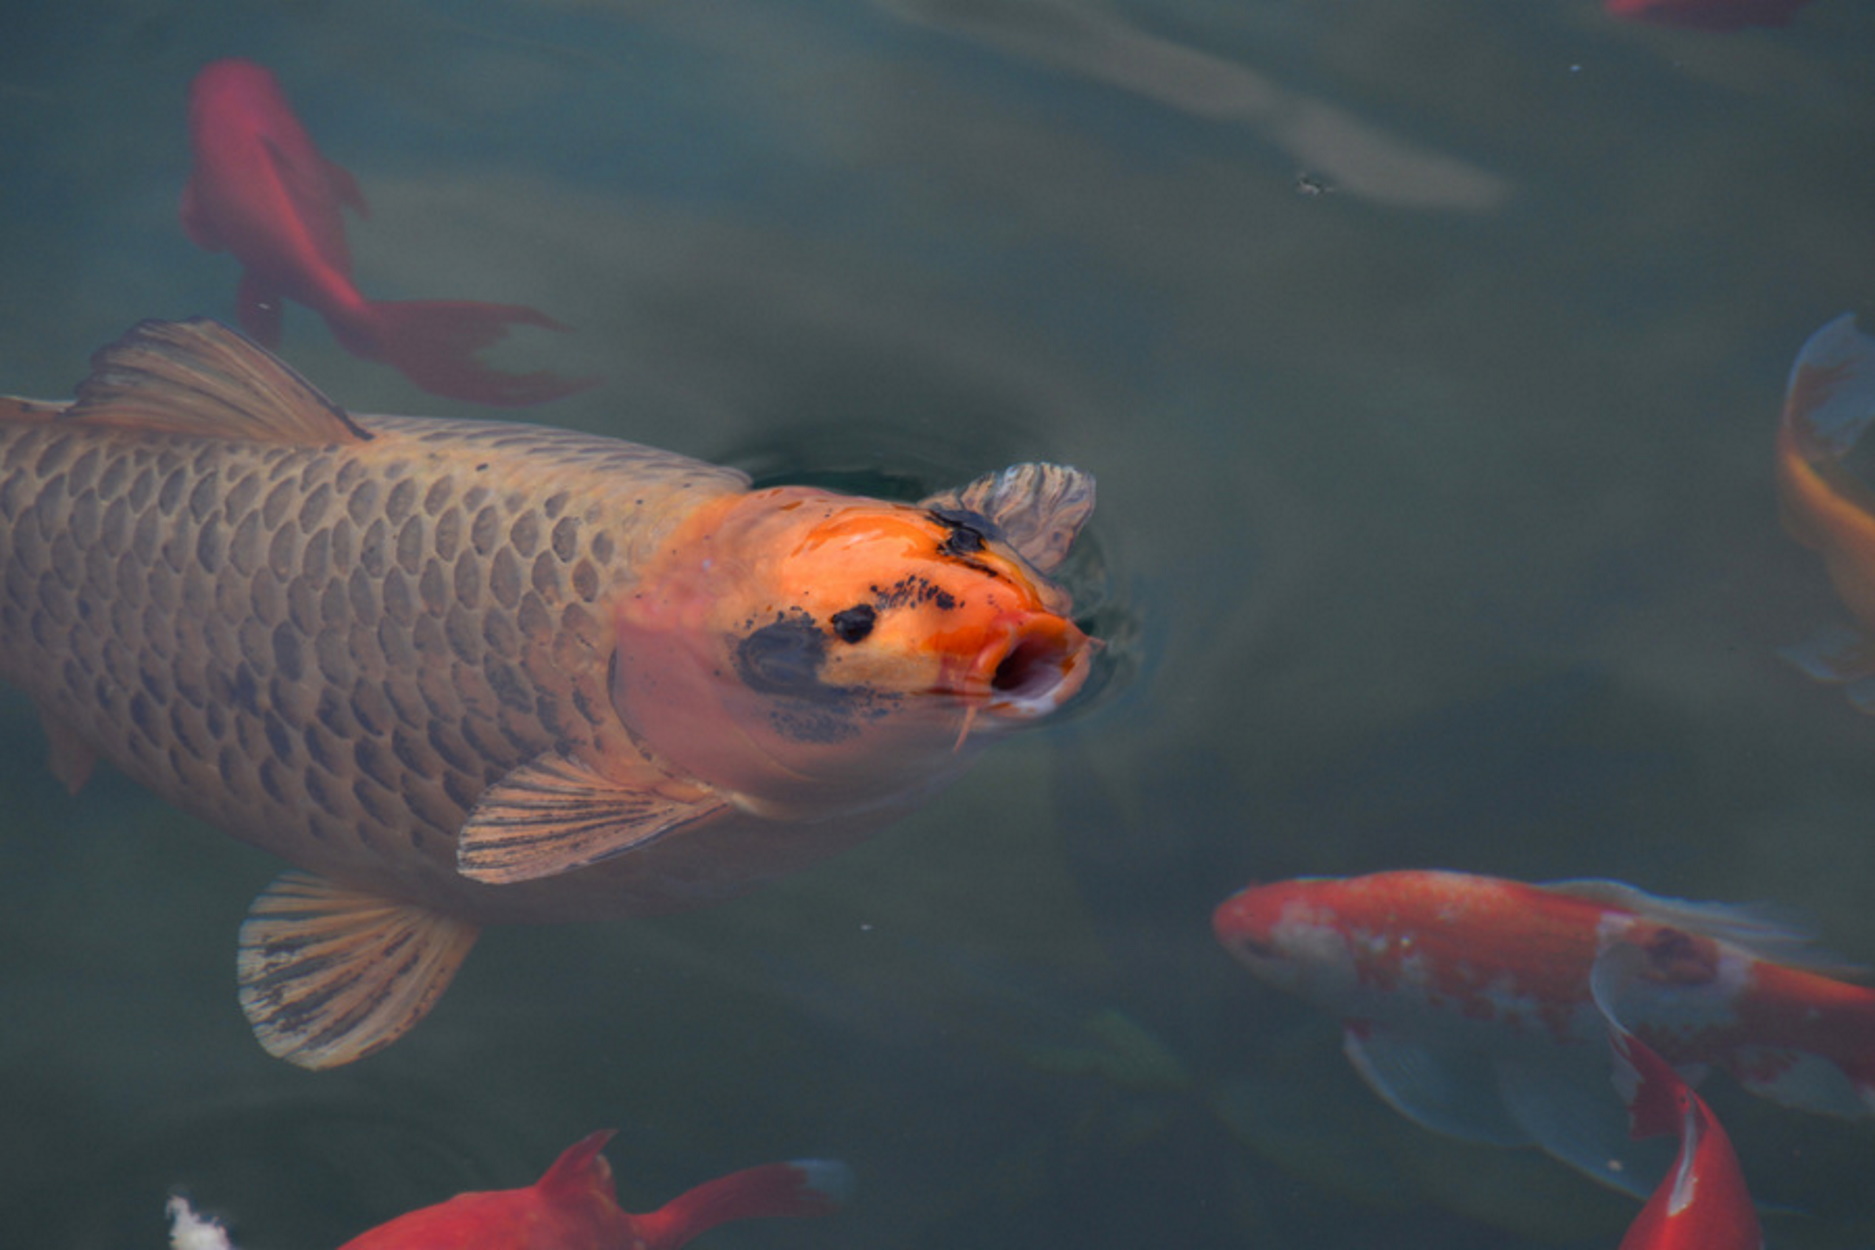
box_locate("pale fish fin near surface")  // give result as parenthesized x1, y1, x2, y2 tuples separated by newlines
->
(64, 317, 371, 444)
(1340, 1023, 1533, 1147)
(456, 747, 729, 885)
(1546, 878, 1865, 977)
(920, 462, 1095, 574)
(238, 871, 478, 1069)
(1494, 1050, 1672, 1198)
(36, 703, 96, 795)
(1778, 621, 1875, 686)
(1782, 313, 1875, 459)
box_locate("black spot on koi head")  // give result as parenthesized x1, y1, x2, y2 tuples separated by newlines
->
(929, 506, 997, 557)
(735, 612, 830, 698)
(875, 575, 957, 612)
(730, 611, 885, 744)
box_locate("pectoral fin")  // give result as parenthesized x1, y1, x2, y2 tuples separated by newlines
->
(1494, 1051, 1670, 1198)
(1341, 1023, 1532, 1148)
(237, 872, 478, 1069)
(921, 462, 1095, 574)
(456, 747, 728, 885)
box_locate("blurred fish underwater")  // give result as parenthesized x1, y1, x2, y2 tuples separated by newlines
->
(4, 1, 1875, 1248)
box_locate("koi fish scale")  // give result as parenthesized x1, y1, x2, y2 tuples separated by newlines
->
(0, 408, 728, 911)
(2, 320, 1098, 1067)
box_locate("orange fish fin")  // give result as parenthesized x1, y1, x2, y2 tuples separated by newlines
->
(921, 462, 1095, 574)
(457, 748, 728, 885)
(37, 705, 96, 795)
(237, 871, 478, 1069)
(65, 318, 372, 445)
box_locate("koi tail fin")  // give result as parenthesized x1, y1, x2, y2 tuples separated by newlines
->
(342, 299, 600, 407)
(632, 1159, 852, 1250)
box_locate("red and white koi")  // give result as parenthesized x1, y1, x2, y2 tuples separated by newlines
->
(1212, 870, 1875, 1193)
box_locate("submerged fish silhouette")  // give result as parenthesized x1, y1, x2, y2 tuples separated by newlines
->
(181, 58, 595, 407)
(0, 319, 1097, 1067)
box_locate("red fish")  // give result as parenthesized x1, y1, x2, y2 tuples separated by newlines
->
(1593, 943, 1764, 1250)
(335, 1131, 849, 1250)
(180, 58, 594, 407)
(1773, 314, 1875, 707)
(1605, 0, 1815, 30)
(1212, 870, 1875, 1193)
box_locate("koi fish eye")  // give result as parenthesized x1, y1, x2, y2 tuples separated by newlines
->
(829, 604, 876, 644)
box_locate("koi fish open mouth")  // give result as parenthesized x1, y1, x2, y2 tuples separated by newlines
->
(966, 614, 1096, 718)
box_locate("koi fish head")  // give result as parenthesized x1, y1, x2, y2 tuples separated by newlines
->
(612, 483, 1095, 814)
(1211, 879, 1352, 999)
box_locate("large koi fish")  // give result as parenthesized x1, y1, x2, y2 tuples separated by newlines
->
(0, 319, 1097, 1067)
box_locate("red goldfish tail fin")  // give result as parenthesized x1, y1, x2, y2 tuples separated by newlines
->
(1590, 935, 1692, 1140)
(351, 299, 600, 407)
(533, 1130, 621, 1202)
(633, 1160, 852, 1250)
(1605, 1022, 1688, 1141)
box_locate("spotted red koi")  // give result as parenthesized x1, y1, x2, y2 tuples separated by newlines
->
(1213, 870, 1875, 1194)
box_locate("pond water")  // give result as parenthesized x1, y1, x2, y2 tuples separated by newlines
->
(3, 1, 1874, 1246)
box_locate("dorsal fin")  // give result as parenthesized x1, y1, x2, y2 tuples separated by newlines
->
(66, 318, 371, 445)
(534, 1131, 619, 1203)
(921, 463, 1095, 574)
(1547, 878, 1865, 977)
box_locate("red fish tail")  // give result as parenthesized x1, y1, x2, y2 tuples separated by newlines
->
(632, 1160, 851, 1250)
(347, 299, 599, 407)
(1608, 1026, 1689, 1140)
